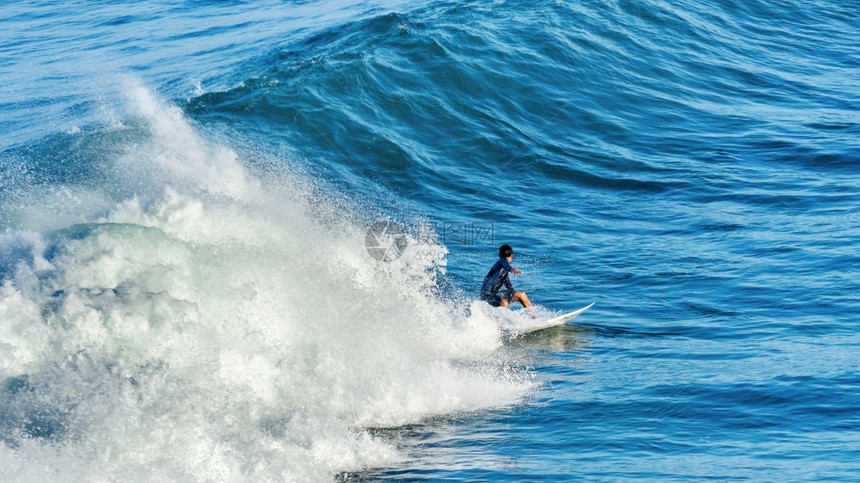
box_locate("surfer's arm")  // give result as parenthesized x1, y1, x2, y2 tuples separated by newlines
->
(500, 258, 521, 274)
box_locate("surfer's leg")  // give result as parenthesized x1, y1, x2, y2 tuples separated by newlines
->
(481, 292, 503, 307)
(512, 291, 537, 318)
(512, 291, 531, 307)
(499, 289, 515, 308)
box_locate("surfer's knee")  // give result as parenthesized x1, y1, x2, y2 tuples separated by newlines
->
(515, 291, 531, 306)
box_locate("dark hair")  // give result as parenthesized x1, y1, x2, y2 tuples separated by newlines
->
(499, 244, 513, 258)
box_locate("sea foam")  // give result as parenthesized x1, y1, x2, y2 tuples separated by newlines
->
(0, 82, 531, 481)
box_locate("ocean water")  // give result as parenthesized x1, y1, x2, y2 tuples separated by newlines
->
(1, 0, 858, 481)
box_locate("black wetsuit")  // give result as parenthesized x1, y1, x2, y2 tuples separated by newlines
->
(480, 258, 515, 307)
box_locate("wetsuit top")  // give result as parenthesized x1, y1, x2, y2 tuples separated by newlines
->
(481, 258, 514, 295)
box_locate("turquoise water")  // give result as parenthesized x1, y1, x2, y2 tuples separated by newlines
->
(1, 0, 859, 480)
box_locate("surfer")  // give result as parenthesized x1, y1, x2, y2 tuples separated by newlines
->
(480, 244, 537, 318)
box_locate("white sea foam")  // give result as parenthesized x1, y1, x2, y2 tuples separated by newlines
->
(0, 83, 532, 481)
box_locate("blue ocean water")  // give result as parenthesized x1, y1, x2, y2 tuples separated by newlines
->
(1, 0, 859, 480)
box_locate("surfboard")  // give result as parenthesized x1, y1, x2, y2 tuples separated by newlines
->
(521, 302, 594, 334)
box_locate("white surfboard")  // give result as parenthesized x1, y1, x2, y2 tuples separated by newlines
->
(521, 302, 594, 334)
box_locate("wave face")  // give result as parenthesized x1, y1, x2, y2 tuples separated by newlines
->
(0, 83, 530, 480)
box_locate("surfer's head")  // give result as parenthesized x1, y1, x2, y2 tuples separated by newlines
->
(499, 244, 513, 259)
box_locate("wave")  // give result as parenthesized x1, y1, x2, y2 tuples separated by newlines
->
(0, 81, 532, 481)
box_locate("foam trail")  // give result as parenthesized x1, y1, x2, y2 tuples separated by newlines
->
(0, 83, 531, 481)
